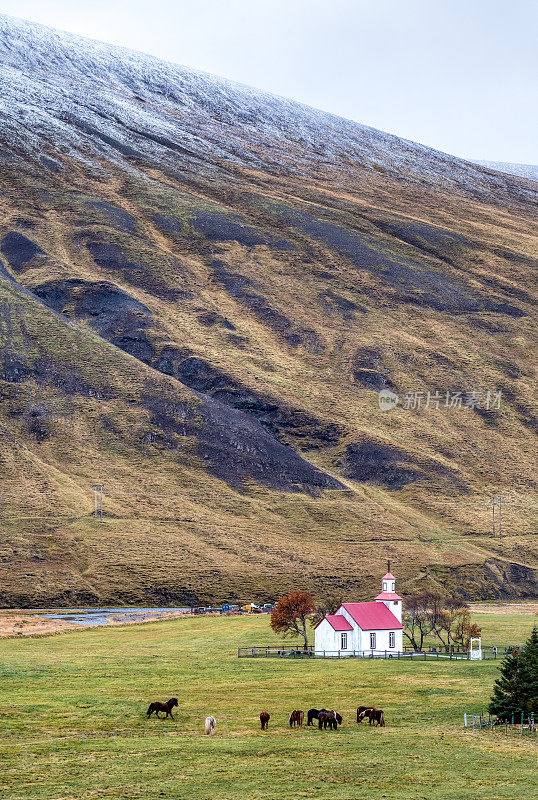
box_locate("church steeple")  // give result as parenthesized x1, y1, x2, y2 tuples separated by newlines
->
(375, 564, 402, 622)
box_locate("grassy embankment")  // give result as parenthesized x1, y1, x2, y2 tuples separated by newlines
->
(0, 606, 536, 799)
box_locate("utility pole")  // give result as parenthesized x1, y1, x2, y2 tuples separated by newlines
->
(489, 496, 504, 537)
(92, 484, 104, 523)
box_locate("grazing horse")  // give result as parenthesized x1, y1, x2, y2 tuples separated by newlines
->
(358, 707, 385, 726)
(357, 707, 377, 725)
(372, 709, 385, 727)
(318, 710, 338, 730)
(205, 716, 216, 735)
(147, 698, 178, 719)
(307, 708, 322, 726)
(289, 710, 304, 728)
(308, 708, 342, 726)
(260, 711, 270, 730)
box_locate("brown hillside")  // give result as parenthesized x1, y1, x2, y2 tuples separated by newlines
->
(0, 15, 536, 605)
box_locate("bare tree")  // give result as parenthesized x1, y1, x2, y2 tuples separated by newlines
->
(402, 593, 434, 651)
(310, 592, 344, 629)
(451, 608, 482, 650)
(428, 594, 464, 649)
(403, 592, 475, 651)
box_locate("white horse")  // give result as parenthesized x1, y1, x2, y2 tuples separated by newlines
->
(204, 716, 216, 736)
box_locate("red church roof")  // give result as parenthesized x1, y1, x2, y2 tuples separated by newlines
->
(342, 602, 403, 630)
(324, 614, 353, 631)
(382, 572, 395, 580)
(375, 591, 402, 602)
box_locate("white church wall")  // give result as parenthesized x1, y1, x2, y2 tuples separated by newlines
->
(314, 620, 402, 656)
(359, 627, 403, 654)
(314, 619, 338, 654)
(314, 618, 357, 655)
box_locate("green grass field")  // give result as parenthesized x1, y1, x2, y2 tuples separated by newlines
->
(0, 608, 536, 800)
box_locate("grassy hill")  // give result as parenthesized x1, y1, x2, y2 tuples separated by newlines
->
(0, 15, 536, 605)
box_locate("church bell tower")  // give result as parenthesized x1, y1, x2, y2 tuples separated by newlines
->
(374, 561, 402, 622)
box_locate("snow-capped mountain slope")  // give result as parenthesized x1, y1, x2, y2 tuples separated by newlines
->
(0, 13, 533, 202)
(473, 161, 538, 183)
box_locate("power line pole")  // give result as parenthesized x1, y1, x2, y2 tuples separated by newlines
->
(488, 496, 504, 537)
(92, 484, 104, 523)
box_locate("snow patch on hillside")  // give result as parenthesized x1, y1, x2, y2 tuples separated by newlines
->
(473, 161, 538, 183)
(0, 13, 535, 202)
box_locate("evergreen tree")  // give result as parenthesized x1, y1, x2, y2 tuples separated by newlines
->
(489, 627, 538, 719)
(520, 627, 538, 712)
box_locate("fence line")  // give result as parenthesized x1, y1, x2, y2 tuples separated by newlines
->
(239, 647, 471, 660)
(464, 711, 536, 735)
(237, 644, 520, 660)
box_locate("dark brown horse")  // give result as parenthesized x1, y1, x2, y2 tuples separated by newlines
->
(147, 698, 178, 719)
(289, 709, 304, 727)
(308, 708, 342, 726)
(357, 706, 377, 724)
(371, 709, 385, 727)
(318, 710, 338, 730)
(260, 711, 270, 730)
(358, 707, 385, 726)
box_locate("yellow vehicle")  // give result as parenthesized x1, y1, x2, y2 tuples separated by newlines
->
(241, 603, 261, 613)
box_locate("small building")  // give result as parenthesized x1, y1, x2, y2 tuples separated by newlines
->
(314, 569, 403, 656)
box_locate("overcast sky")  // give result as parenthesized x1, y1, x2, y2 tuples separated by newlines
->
(1, 0, 536, 163)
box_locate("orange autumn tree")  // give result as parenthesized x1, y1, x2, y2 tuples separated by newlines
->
(270, 591, 316, 650)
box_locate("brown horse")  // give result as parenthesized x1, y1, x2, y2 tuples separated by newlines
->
(307, 708, 321, 726)
(318, 710, 338, 730)
(308, 708, 342, 726)
(357, 705, 371, 723)
(372, 709, 385, 727)
(358, 707, 385, 726)
(357, 707, 377, 724)
(289, 709, 304, 727)
(260, 711, 270, 730)
(147, 698, 178, 719)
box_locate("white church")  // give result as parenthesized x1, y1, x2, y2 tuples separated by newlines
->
(314, 567, 404, 656)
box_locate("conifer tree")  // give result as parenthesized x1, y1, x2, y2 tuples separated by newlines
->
(489, 627, 538, 719)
